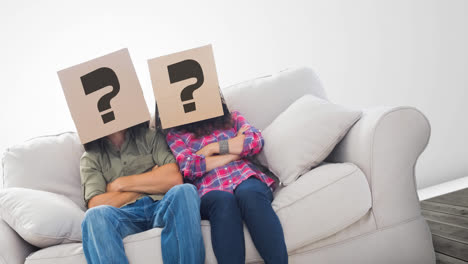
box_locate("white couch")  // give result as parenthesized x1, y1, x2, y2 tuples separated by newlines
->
(0, 67, 436, 264)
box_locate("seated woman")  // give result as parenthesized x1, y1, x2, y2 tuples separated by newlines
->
(166, 99, 288, 264)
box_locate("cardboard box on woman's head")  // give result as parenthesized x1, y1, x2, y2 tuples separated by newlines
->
(148, 45, 223, 129)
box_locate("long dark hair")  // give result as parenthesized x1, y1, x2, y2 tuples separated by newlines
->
(157, 96, 233, 138)
(83, 121, 149, 152)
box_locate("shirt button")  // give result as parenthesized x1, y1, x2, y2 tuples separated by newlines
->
(123, 161, 127, 165)
(187, 157, 191, 160)
(229, 180, 232, 183)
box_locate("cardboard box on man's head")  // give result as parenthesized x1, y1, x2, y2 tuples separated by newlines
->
(148, 45, 224, 129)
(58, 48, 151, 144)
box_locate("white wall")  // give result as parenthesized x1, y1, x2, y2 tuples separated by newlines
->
(1, 0, 467, 189)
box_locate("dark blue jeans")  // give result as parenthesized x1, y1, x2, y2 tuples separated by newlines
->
(200, 177, 288, 264)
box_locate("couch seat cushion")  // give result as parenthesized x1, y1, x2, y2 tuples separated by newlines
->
(25, 222, 262, 264)
(25, 163, 371, 263)
(272, 162, 372, 251)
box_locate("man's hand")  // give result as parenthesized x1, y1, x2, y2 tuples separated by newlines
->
(105, 163, 182, 195)
(106, 178, 123, 192)
(88, 191, 142, 209)
(106, 165, 160, 192)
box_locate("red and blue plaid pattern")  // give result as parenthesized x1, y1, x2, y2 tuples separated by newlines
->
(166, 111, 275, 197)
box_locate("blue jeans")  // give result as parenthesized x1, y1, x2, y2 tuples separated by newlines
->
(81, 184, 205, 264)
(200, 177, 288, 264)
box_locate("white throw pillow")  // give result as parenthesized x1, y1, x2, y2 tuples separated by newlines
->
(2, 132, 86, 211)
(0, 188, 84, 248)
(257, 94, 362, 186)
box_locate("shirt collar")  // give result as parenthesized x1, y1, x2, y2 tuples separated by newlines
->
(102, 129, 134, 154)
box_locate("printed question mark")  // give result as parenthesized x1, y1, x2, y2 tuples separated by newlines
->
(80, 67, 120, 124)
(167, 59, 204, 113)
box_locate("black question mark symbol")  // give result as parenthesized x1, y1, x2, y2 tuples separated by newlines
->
(167, 59, 204, 113)
(80, 67, 120, 124)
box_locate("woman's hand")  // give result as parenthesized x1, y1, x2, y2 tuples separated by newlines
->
(204, 153, 242, 172)
(196, 125, 250, 157)
(237, 125, 249, 136)
(229, 154, 242, 162)
(227, 125, 249, 154)
(196, 143, 217, 157)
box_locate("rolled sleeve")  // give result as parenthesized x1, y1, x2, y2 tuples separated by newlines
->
(166, 131, 207, 180)
(233, 111, 264, 157)
(80, 152, 106, 207)
(152, 131, 177, 166)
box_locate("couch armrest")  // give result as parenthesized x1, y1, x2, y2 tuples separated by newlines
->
(327, 106, 430, 228)
(0, 216, 37, 264)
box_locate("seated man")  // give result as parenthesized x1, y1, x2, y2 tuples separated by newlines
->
(80, 121, 204, 264)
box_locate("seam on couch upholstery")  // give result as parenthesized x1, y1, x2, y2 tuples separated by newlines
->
(11, 131, 79, 150)
(369, 107, 431, 228)
(1, 148, 6, 188)
(23, 254, 256, 264)
(289, 206, 372, 252)
(122, 228, 163, 244)
(5, 216, 82, 242)
(23, 131, 78, 143)
(274, 165, 360, 213)
(367, 107, 405, 225)
(297, 114, 363, 179)
(12, 223, 82, 242)
(1, 131, 79, 188)
(367, 107, 416, 190)
(27, 230, 163, 261)
(124, 234, 161, 244)
(26, 252, 85, 261)
(223, 73, 274, 91)
(25, 215, 415, 262)
(0, 254, 7, 264)
(290, 215, 423, 257)
(409, 108, 431, 206)
(247, 209, 376, 263)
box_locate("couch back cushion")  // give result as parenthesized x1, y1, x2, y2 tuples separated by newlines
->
(1, 67, 325, 211)
(222, 67, 327, 130)
(2, 132, 86, 211)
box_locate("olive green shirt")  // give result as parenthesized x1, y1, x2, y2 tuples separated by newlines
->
(80, 127, 176, 208)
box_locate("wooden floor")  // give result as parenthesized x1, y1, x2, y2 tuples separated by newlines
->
(421, 188, 468, 264)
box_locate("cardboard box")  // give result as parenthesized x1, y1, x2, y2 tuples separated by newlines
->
(148, 44, 223, 129)
(58, 48, 150, 144)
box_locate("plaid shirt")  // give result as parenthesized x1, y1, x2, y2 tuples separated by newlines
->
(166, 111, 275, 197)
